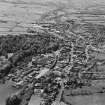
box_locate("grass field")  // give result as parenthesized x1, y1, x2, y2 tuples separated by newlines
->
(0, 81, 41, 105)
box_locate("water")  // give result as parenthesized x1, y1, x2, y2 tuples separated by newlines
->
(0, 81, 41, 105)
